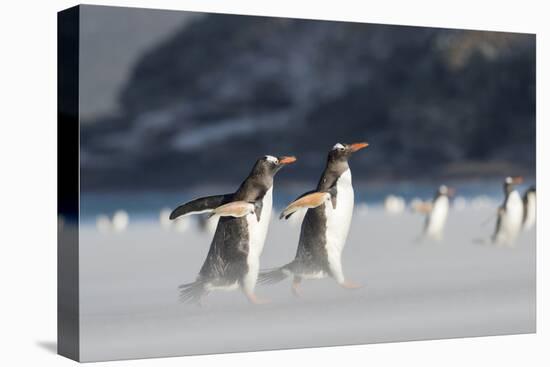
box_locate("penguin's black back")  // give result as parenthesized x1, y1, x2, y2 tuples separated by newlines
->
(291, 206, 331, 274)
(198, 216, 250, 285)
(196, 164, 273, 285)
(290, 160, 349, 274)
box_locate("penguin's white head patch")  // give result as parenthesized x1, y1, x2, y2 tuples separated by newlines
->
(332, 143, 345, 150)
(439, 185, 448, 194)
(505, 176, 513, 184)
(264, 155, 278, 164)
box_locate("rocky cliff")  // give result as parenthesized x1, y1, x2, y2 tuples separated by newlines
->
(81, 14, 535, 191)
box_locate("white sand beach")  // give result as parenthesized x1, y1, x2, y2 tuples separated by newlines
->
(78, 207, 535, 362)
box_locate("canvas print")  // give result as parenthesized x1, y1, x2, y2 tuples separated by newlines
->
(58, 5, 536, 362)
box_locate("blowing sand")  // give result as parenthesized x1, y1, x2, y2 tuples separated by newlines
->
(78, 207, 535, 361)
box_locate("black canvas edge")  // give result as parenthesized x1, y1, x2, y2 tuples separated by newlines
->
(57, 5, 80, 362)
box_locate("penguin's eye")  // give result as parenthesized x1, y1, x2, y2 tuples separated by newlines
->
(332, 143, 345, 151)
(264, 155, 278, 164)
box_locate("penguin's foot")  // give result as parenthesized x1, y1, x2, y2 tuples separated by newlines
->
(197, 293, 210, 308)
(340, 280, 362, 289)
(291, 282, 303, 298)
(246, 293, 271, 305)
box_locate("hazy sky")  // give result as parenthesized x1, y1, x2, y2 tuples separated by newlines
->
(79, 5, 199, 122)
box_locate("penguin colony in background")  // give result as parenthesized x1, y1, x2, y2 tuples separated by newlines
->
(165, 143, 534, 305)
(96, 210, 129, 233)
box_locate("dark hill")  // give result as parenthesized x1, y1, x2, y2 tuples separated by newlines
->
(81, 14, 535, 191)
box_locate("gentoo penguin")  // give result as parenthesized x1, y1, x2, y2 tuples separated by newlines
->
(112, 210, 129, 232)
(95, 210, 130, 233)
(522, 186, 536, 231)
(170, 155, 296, 304)
(384, 195, 405, 214)
(422, 185, 454, 241)
(259, 142, 368, 296)
(492, 176, 524, 246)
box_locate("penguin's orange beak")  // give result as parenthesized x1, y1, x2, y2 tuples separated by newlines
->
(278, 156, 297, 165)
(349, 142, 369, 152)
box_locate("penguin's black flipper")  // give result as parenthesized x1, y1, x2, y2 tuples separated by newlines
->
(328, 186, 338, 209)
(254, 200, 263, 222)
(491, 207, 505, 243)
(170, 194, 233, 220)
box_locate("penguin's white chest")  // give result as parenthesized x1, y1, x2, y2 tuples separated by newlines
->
(495, 191, 524, 245)
(324, 169, 354, 259)
(523, 192, 536, 230)
(245, 187, 273, 270)
(425, 196, 449, 240)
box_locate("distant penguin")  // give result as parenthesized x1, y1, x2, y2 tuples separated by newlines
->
(471, 195, 493, 210)
(95, 210, 129, 233)
(492, 176, 524, 246)
(112, 210, 129, 232)
(384, 195, 405, 214)
(170, 155, 296, 304)
(522, 186, 536, 231)
(259, 142, 368, 296)
(422, 185, 454, 241)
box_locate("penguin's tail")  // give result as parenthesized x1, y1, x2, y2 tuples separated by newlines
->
(178, 281, 206, 304)
(258, 265, 290, 285)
